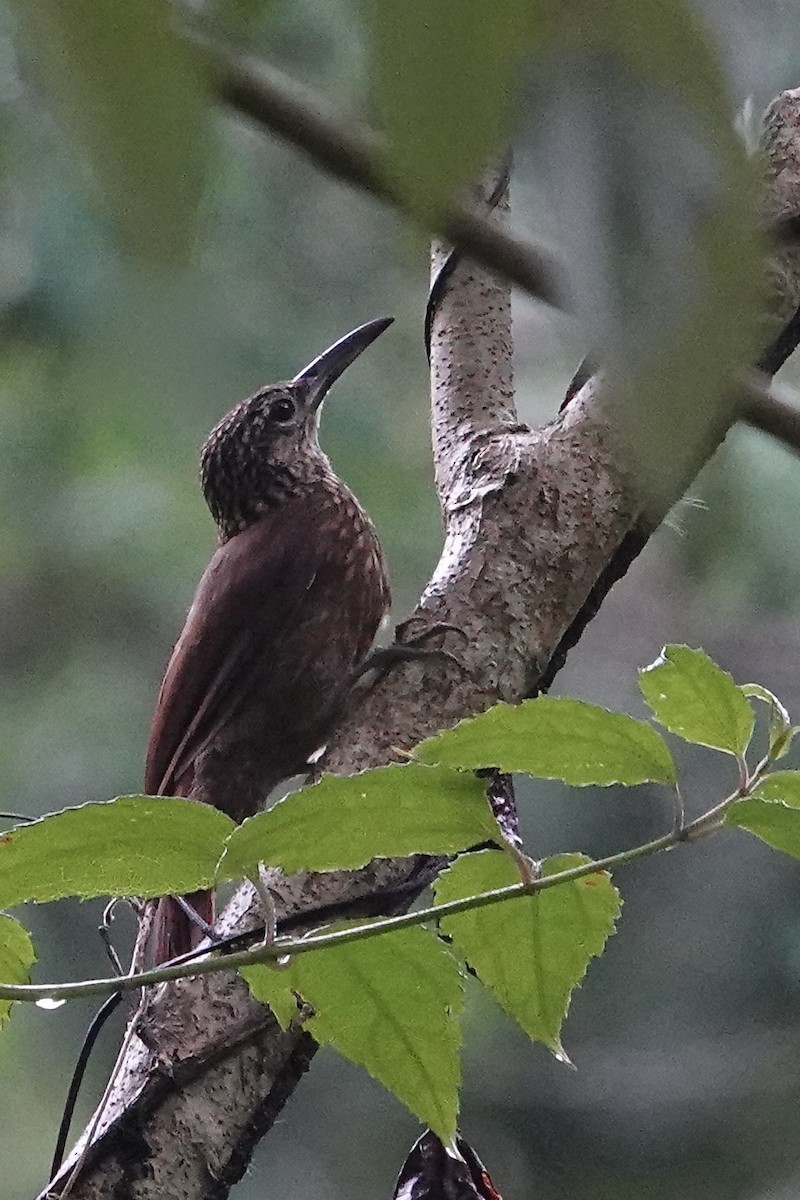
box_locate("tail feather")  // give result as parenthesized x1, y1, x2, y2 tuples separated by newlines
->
(151, 889, 214, 965)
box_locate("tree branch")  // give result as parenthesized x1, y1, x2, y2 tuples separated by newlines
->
(202, 43, 565, 310)
(428, 165, 517, 509)
(202, 43, 800, 460)
(42, 151, 530, 1200)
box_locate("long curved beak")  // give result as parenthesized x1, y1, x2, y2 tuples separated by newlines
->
(292, 317, 394, 410)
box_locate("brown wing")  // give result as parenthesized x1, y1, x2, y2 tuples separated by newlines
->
(144, 491, 386, 798)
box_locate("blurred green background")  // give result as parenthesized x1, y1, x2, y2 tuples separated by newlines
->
(3, 1, 800, 1197)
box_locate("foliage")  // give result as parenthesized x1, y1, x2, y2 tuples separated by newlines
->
(0, 915, 34, 1028)
(0, 0, 797, 1193)
(0, 796, 234, 906)
(414, 696, 676, 785)
(3, 646, 800, 1137)
(243, 922, 463, 1142)
(5, 0, 766, 525)
(9, 0, 209, 265)
(220, 764, 499, 877)
(435, 851, 620, 1064)
(639, 645, 755, 755)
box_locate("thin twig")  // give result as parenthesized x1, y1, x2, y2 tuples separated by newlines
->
(0, 787, 745, 1007)
(201, 43, 564, 311)
(49, 994, 122, 1179)
(739, 374, 800, 455)
(201, 42, 800, 459)
(56, 993, 146, 1199)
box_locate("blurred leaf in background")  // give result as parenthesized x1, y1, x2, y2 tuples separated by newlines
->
(8, 0, 210, 266)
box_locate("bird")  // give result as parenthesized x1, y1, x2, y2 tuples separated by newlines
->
(144, 318, 393, 964)
(392, 1130, 503, 1199)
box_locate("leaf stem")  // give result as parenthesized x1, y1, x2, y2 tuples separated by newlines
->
(0, 803, 732, 1004)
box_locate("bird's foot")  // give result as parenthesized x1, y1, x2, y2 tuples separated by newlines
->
(398, 618, 468, 647)
(357, 620, 468, 680)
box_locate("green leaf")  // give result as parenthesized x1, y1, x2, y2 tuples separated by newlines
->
(513, 0, 737, 133)
(0, 915, 35, 1027)
(639, 646, 754, 756)
(9, 0, 209, 265)
(750, 773, 800, 809)
(220, 765, 499, 881)
(365, 0, 743, 226)
(210, 0, 277, 32)
(362, 0, 535, 217)
(769, 728, 800, 763)
(243, 924, 463, 1141)
(610, 180, 762, 516)
(725, 793, 800, 860)
(414, 697, 675, 786)
(435, 851, 620, 1060)
(741, 684, 798, 762)
(0, 797, 235, 907)
(239, 962, 299, 1031)
(548, 4, 761, 517)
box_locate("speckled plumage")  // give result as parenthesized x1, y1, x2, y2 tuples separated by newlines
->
(145, 321, 392, 962)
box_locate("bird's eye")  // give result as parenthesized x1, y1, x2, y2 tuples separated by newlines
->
(270, 397, 296, 424)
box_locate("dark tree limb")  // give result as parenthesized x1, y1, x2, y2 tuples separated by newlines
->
(203, 44, 565, 312)
(199, 43, 800, 459)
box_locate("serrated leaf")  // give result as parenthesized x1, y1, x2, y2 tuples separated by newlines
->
(240, 963, 299, 1030)
(220, 765, 499, 881)
(435, 851, 619, 1059)
(750, 773, 800, 809)
(770, 728, 800, 763)
(10, 0, 208, 265)
(363, 0, 535, 217)
(740, 684, 791, 727)
(0, 915, 35, 1027)
(725, 794, 800, 860)
(243, 923, 462, 1141)
(0, 797, 235, 907)
(639, 646, 754, 756)
(414, 697, 675, 786)
(741, 684, 797, 761)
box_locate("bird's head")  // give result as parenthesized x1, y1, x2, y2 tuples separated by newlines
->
(200, 317, 392, 540)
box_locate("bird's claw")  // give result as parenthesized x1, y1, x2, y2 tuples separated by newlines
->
(396, 618, 468, 648)
(357, 620, 469, 680)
